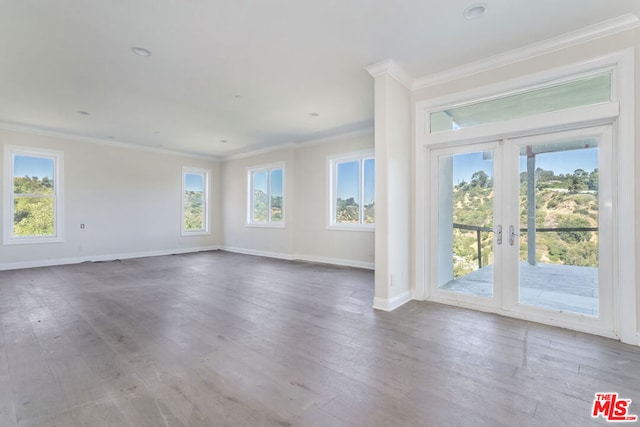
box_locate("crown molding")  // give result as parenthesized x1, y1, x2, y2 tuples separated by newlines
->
(0, 121, 221, 161)
(224, 142, 295, 161)
(224, 126, 374, 161)
(413, 13, 640, 90)
(366, 59, 413, 90)
(291, 126, 374, 149)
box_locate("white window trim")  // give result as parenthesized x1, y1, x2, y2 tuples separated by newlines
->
(328, 150, 375, 231)
(181, 167, 210, 236)
(3, 145, 65, 245)
(246, 162, 286, 228)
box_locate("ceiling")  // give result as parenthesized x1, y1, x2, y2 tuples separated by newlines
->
(1, 1, 639, 159)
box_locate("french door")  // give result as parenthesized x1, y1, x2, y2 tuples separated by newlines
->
(428, 126, 614, 336)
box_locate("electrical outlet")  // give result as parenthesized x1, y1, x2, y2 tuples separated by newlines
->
(80, 224, 85, 229)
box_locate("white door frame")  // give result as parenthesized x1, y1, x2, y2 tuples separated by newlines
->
(414, 49, 636, 344)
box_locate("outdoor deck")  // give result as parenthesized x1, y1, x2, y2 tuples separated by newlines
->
(440, 262, 599, 316)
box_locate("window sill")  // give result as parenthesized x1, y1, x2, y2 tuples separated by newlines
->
(327, 224, 375, 232)
(3, 236, 65, 245)
(181, 230, 211, 237)
(245, 223, 286, 229)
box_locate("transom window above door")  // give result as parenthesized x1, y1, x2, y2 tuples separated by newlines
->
(429, 71, 612, 133)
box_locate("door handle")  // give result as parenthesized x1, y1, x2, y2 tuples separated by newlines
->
(509, 225, 519, 246)
(496, 225, 502, 245)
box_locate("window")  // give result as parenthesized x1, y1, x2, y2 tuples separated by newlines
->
(247, 163, 285, 226)
(329, 153, 375, 229)
(430, 71, 612, 133)
(3, 145, 64, 245)
(182, 167, 210, 235)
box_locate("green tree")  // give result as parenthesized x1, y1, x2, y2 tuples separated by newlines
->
(184, 191, 204, 230)
(271, 195, 283, 221)
(470, 170, 491, 188)
(363, 201, 375, 224)
(13, 175, 55, 236)
(253, 190, 268, 221)
(558, 216, 592, 243)
(567, 169, 588, 193)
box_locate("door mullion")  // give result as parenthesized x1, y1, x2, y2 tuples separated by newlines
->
(499, 140, 522, 312)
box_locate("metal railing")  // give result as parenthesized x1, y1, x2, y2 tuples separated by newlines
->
(452, 223, 598, 269)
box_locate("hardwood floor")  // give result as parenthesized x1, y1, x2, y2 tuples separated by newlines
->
(0, 250, 638, 426)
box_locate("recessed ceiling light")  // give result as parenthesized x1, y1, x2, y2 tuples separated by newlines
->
(132, 47, 152, 57)
(76, 110, 89, 115)
(463, 3, 488, 19)
(309, 112, 320, 117)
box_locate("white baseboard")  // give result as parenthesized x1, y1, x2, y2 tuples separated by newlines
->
(1, 244, 375, 274)
(0, 246, 220, 271)
(373, 290, 413, 312)
(221, 246, 374, 270)
(221, 246, 295, 261)
(295, 254, 374, 270)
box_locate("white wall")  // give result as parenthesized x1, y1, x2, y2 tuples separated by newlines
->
(0, 128, 221, 269)
(292, 134, 375, 267)
(222, 147, 295, 257)
(222, 133, 375, 268)
(0, 127, 374, 271)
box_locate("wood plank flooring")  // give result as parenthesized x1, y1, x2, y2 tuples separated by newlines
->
(0, 250, 639, 426)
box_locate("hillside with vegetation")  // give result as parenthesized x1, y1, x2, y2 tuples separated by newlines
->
(183, 190, 204, 231)
(253, 190, 283, 222)
(12, 176, 55, 236)
(452, 167, 598, 277)
(336, 197, 375, 224)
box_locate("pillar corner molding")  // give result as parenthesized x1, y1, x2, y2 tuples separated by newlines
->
(365, 59, 413, 90)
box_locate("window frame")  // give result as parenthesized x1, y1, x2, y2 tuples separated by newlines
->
(246, 162, 286, 228)
(3, 145, 65, 245)
(181, 166, 210, 236)
(328, 151, 375, 231)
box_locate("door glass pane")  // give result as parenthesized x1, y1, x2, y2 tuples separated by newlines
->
(518, 139, 599, 316)
(438, 151, 494, 298)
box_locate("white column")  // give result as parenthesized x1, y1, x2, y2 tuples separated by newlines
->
(366, 60, 413, 311)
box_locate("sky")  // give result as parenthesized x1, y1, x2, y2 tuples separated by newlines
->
(185, 173, 204, 192)
(452, 148, 598, 184)
(526, 147, 598, 176)
(252, 169, 283, 197)
(336, 159, 375, 204)
(14, 155, 54, 179)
